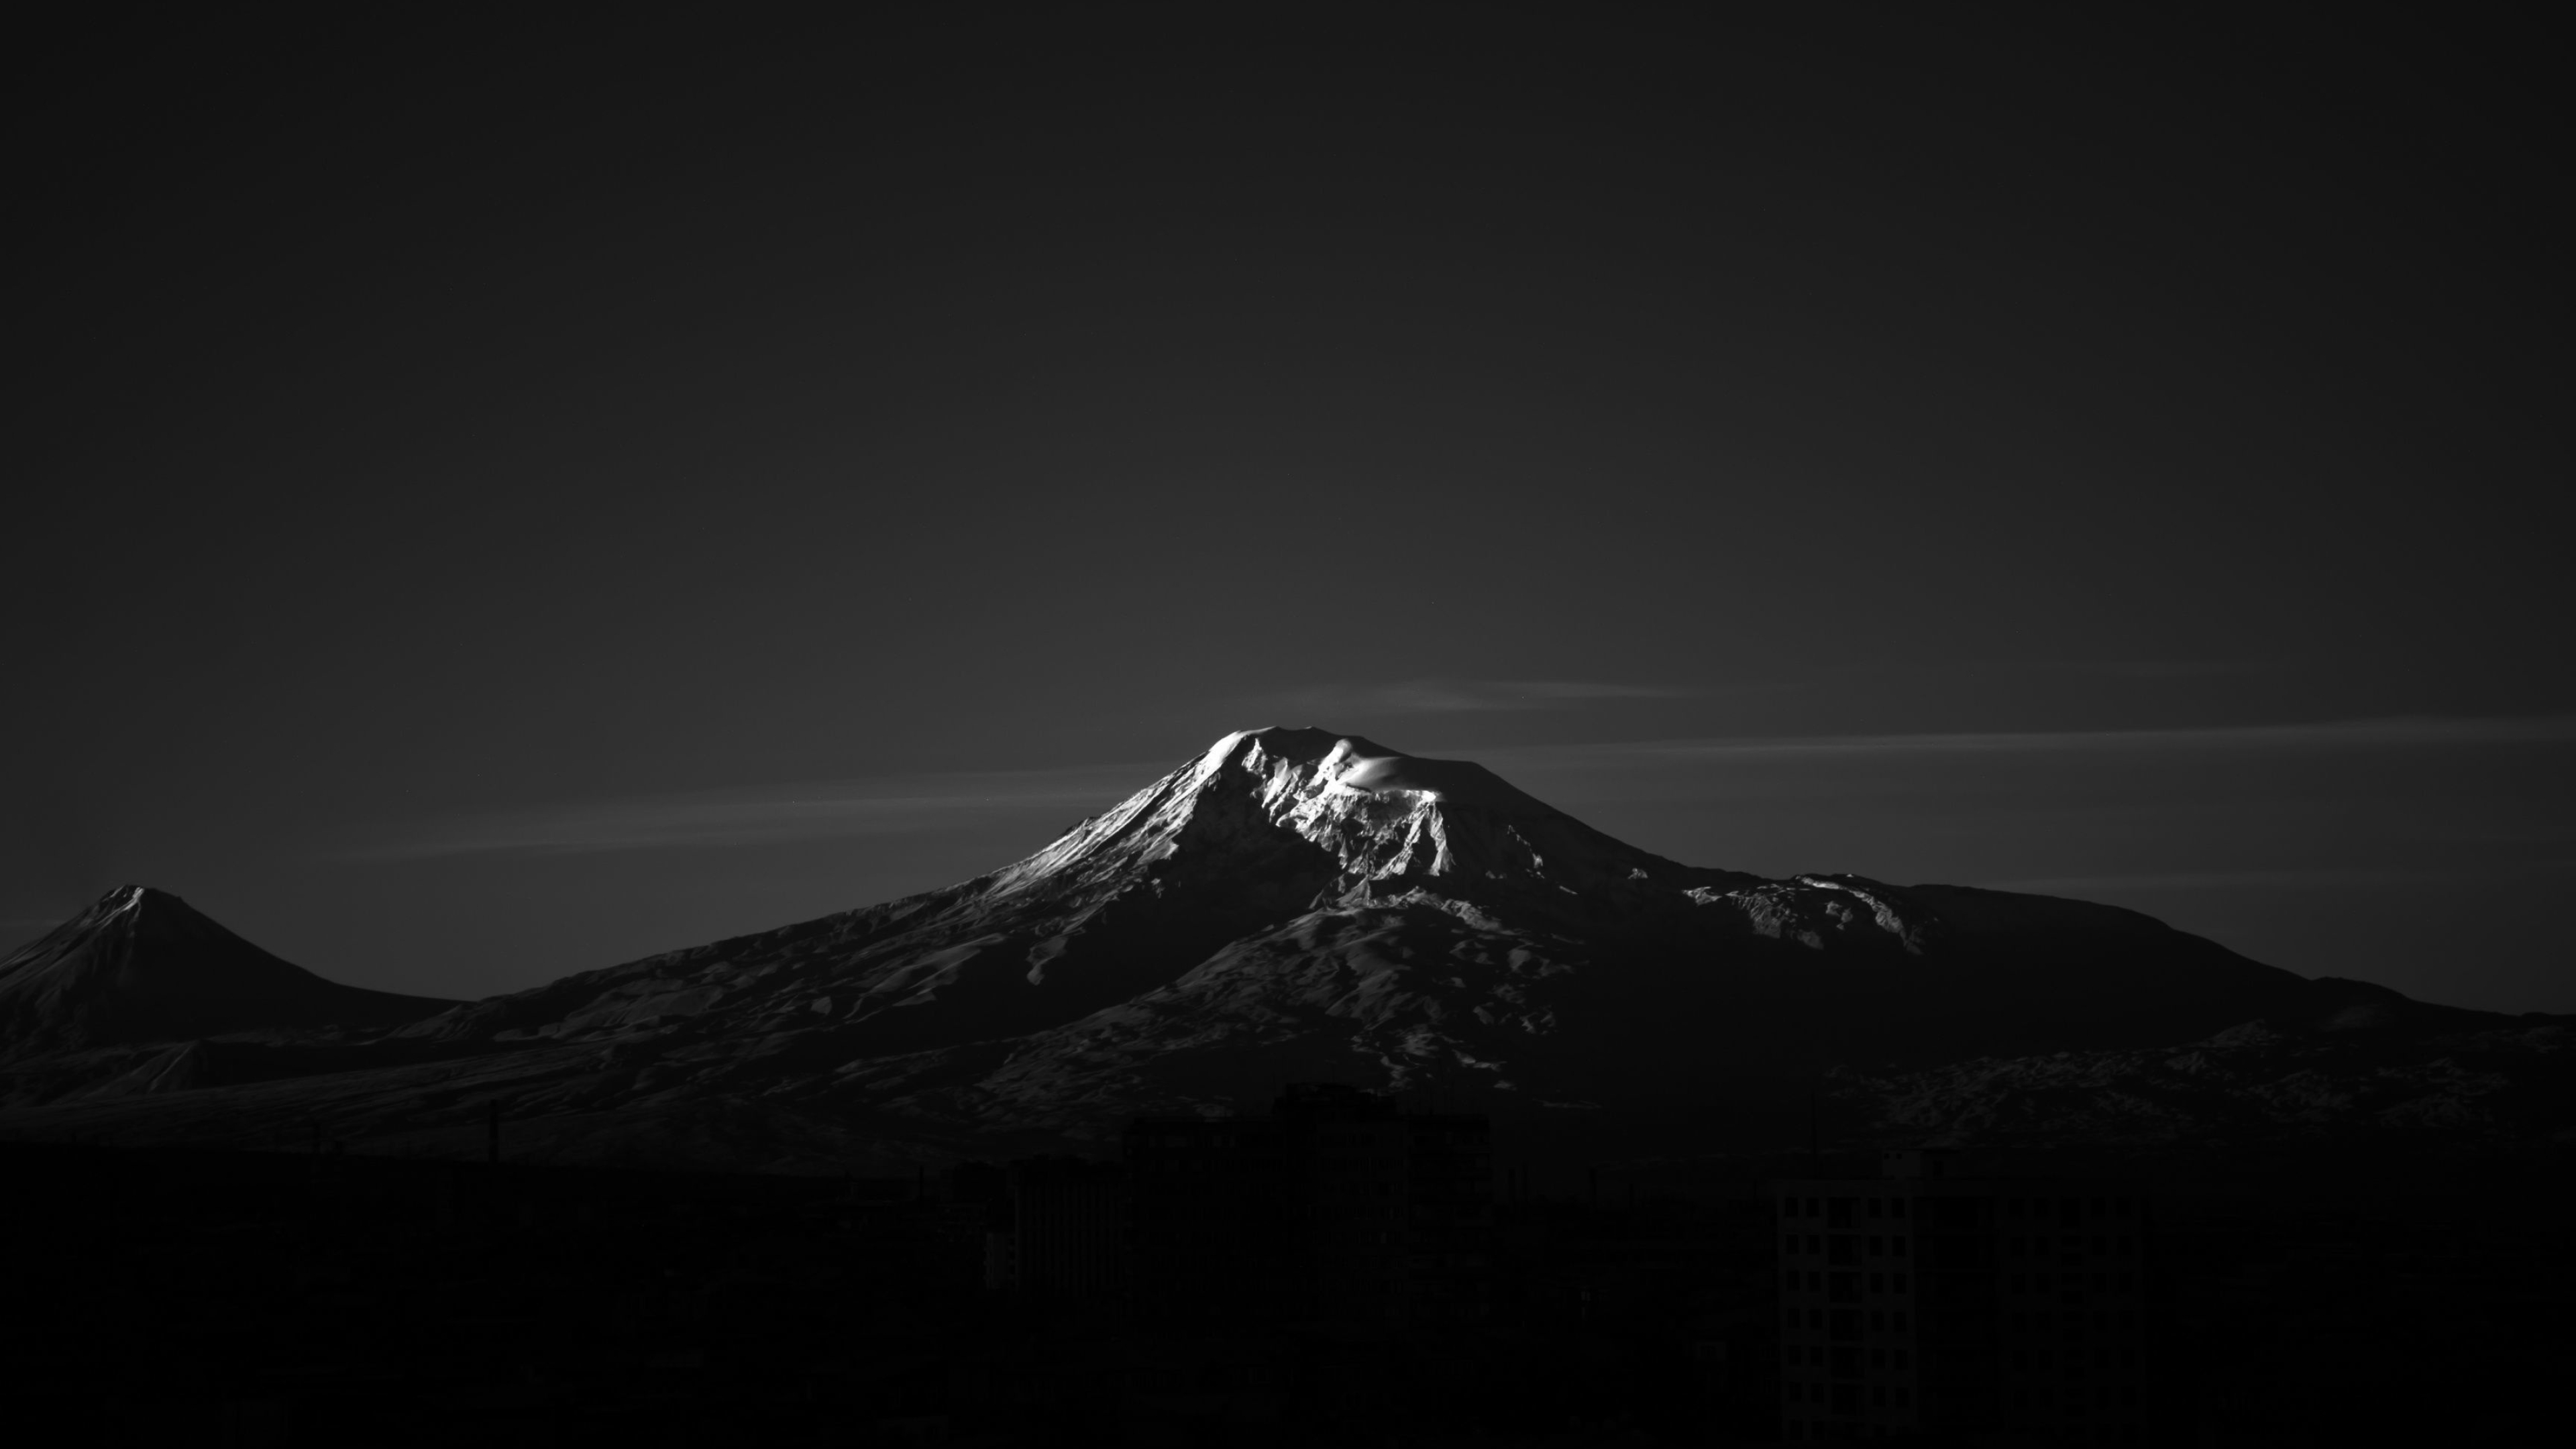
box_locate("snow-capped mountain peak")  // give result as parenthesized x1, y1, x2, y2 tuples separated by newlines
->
(989, 726, 1682, 907)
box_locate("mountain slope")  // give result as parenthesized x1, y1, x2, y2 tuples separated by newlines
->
(1844, 984, 2575, 1149)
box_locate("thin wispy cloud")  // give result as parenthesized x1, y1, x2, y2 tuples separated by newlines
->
(1826, 657, 2272, 683)
(1489, 713, 2576, 767)
(2029, 659, 2272, 680)
(1984, 859, 2576, 894)
(354, 763, 1163, 859)
(1258, 678, 1716, 717)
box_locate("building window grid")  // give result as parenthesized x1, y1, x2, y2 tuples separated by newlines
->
(1772, 1171, 2147, 1434)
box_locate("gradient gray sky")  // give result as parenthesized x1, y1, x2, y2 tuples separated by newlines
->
(9, 10, 2570, 1012)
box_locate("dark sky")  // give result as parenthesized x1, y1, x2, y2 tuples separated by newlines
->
(10, 9, 2571, 1012)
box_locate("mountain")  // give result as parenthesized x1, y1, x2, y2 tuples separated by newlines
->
(0, 885, 458, 1056)
(0, 729, 2560, 1171)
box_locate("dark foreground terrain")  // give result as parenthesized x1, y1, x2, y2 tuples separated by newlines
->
(3, 1131, 2567, 1448)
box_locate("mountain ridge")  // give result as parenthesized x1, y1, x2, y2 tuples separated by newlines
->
(1, 729, 2560, 1171)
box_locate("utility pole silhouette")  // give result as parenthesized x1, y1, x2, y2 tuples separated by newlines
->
(486, 1101, 501, 1165)
(1810, 959, 1842, 1175)
(1809, 1079, 1821, 1175)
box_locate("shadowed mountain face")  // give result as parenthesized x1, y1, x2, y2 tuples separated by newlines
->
(0, 730, 2559, 1171)
(1843, 985, 2574, 1150)
(0, 886, 459, 1056)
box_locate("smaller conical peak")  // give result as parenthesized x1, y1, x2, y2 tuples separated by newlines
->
(45, 888, 250, 955)
(53, 884, 156, 930)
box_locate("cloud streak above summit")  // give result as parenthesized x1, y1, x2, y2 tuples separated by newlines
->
(1473, 713, 2576, 767)
(1256, 678, 1715, 718)
(356, 764, 1162, 859)
(1984, 861, 2576, 895)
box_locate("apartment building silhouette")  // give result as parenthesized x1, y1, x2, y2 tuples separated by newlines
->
(1771, 1148, 2149, 1443)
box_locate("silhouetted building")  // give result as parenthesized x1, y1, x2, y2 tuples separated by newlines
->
(1123, 1083, 1495, 1326)
(1770, 1148, 2149, 1444)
